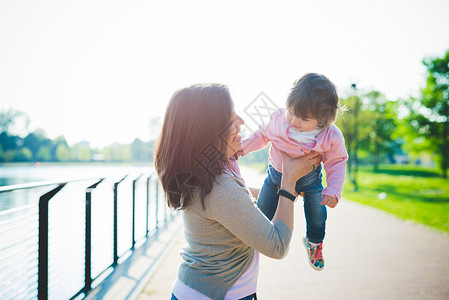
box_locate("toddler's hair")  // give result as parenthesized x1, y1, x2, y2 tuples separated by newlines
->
(286, 73, 340, 128)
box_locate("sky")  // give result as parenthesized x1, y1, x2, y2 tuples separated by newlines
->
(1, 0, 448, 148)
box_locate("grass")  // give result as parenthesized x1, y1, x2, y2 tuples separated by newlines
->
(241, 159, 449, 234)
(341, 164, 449, 234)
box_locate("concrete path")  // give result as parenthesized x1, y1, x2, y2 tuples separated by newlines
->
(136, 167, 449, 300)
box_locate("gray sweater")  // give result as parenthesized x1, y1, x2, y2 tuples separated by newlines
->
(177, 172, 292, 300)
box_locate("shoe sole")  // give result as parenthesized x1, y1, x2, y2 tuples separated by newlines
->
(302, 237, 324, 271)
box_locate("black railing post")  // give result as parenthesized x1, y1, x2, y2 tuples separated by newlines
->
(145, 176, 150, 237)
(84, 179, 103, 296)
(38, 184, 66, 300)
(113, 176, 127, 266)
(131, 175, 143, 249)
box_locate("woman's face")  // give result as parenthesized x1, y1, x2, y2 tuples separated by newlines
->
(226, 111, 244, 157)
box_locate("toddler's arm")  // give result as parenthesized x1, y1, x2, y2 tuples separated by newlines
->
(322, 128, 348, 203)
(241, 127, 271, 156)
(241, 109, 284, 156)
(321, 194, 338, 208)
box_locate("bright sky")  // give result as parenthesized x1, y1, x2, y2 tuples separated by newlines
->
(1, 0, 448, 148)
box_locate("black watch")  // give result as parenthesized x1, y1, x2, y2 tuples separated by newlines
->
(277, 188, 297, 202)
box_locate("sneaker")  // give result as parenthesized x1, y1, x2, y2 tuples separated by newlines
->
(302, 237, 324, 271)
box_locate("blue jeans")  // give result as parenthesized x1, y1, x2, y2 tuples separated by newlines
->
(257, 164, 326, 244)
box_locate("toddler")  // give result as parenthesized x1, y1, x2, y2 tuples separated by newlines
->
(241, 73, 348, 271)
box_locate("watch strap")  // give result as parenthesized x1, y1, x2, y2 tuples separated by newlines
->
(277, 188, 296, 202)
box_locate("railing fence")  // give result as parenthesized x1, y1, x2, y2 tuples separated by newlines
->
(0, 172, 176, 300)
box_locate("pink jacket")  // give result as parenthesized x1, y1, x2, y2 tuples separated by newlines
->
(242, 108, 348, 200)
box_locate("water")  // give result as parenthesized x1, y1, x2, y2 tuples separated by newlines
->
(0, 164, 169, 299)
(0, 164, 154, 211)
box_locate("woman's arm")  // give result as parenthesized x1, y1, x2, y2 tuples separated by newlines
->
(272, 151, 322, 231)
(209, 152, 321, 259)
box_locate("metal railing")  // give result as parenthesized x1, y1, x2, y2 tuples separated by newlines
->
(0, 172, 175, 300)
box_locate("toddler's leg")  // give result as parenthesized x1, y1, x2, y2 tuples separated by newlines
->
(302, 189, 327, 271)
(297, 168, 326, 270)
(303, 191, 327, 243)
(257, 175, 280, 221)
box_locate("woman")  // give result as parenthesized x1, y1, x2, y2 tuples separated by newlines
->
(155, 83, 321, 300)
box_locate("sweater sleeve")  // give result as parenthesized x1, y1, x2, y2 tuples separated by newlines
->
(241, 128, 271, 156)
(241, 110, 278, 156)
(322, 128, 348, 200)
(208, 175, 292, 259)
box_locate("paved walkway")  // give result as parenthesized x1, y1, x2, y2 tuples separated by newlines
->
(136, 167, 449, 300)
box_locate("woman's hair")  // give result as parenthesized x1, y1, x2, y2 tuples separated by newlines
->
(286, 73, 341, 128)
(154, 83, 233, 210)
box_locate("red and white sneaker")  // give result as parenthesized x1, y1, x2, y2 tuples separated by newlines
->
(302, 237, 324, 271)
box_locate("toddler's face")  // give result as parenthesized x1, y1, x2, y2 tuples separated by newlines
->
(285, 109, 319, 132)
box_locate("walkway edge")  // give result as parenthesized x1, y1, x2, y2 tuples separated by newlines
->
(85, 215, 183, 300)
(128, 220, 183, 300)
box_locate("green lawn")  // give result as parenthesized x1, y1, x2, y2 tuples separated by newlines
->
(341, 164, 449, 234)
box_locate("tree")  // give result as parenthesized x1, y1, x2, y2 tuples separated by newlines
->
(336, 84, 362, 191)
(70, 142, 92, 162)
(406, 50, 449, 178)
(37, 146, 52, 161)
(55, 143, 70, 161)
(23, 129, 52, 162)
(0, 132, 20, 152)
(0, 110, 27, 160)
(0, 109, 29, 136)
(102, 143, 132, 162)
(52, 135, 69, 161)
(361, 91, 398, 171)
(17, 147, 33, 162)
(131, 138, 148, 161)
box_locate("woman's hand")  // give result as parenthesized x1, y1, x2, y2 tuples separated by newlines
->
(280, 151, 322, 189)
(273, 151, 322, 231)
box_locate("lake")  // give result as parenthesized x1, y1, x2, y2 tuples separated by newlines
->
(0, 164, 154, 211)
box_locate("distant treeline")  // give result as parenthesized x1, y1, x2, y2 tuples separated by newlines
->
(0, 128, 155, 163)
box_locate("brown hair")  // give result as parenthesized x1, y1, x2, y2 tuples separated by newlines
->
(154, 83, 233, 210)
(286, 73, 340, 127)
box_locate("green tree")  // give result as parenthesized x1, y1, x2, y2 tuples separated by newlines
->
(361, 91, 398, 171)
(37, 146, 51, 161)
(51, 135, 69, 161)
(131, 138, 148, 161)
(406, 50, 449, 178)
(0, 132, 19, 152)
(70, 142, 91, 162)
(14, 147, 32, 162)
(23, 129, 52, 162)
(55, 143, 71, 161)
(336, 85, 364, 190)
(3, 150, 15, 162)
(106, 144, 132, 162)
(0, 109, 28, 135)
